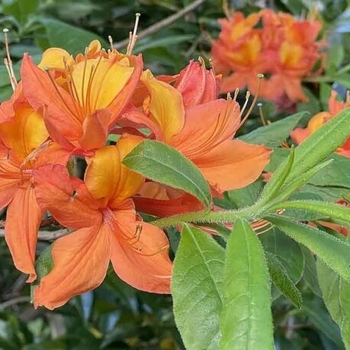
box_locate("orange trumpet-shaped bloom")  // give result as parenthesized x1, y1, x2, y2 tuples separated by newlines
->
(0, 86, 50, 282)
(138, 68, 271, 194)
(21, 41, 143, 155)
(33, 136, 172, 310)
(291, 90, 350, 157)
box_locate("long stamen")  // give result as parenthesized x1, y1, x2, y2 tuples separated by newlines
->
(108, 35, 114, 51)
(258, 102, 267, 126)
(86, 55, 104, 113)
(126, 13, 141, 55)
(238, 73, 264, 128)
(3, 28, 17, 90)
(44, 68, 81, 123)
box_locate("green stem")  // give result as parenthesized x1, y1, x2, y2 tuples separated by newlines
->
(151, 202, 264, 228)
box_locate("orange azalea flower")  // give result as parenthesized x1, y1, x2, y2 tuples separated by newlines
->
(211, 12, 268, 97)
(33, 136, 172, 310)
(0, 84, 50, 282)
(211, 9, 324, 103)
(291, 90, 350, 157)
(21, 40, 143, 155)
(138, 68, 271, 194)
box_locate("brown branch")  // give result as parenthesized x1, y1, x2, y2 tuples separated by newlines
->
(0, 228, 69, 241)
(113, 0, 207, 51)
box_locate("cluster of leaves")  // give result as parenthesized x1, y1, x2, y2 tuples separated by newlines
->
(2, 0, 350, 349)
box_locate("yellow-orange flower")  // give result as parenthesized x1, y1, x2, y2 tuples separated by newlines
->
(33, 136, 172, 310)
(21, 40, 143, 155)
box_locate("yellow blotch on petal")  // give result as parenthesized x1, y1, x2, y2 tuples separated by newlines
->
(141, 70, 185, 143)
(228, 34, 262, 66)
(71, 57, 134, 117)
(85, 136, 144, 206)
(279, 42, 302, 68)
(0, 105, 48, 162)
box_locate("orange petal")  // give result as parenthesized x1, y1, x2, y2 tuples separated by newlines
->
(71, 57, 134, 113)
(21, 54, 83, 139)
(141, 69, 185, 142)
(85, 136, 144, 206)
(290, 127, 311, 145)
(5, 184, 42, 282)
(38, 47, 74, 71)
(109, 207, 172, 293)
(171, 99, 241, 158)
(133, 182, 204, 216)
(79, 109, 111, 150)
(0, 160, 19, 209)
(33, 224, 110, 310)
(34, 164, 101, 228)
(194, 139, 271, 192)
(174, 60, 220, 108)
(0, 104, 48, 162)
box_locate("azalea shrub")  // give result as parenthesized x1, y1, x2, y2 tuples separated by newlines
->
(2, 0, 350, 349)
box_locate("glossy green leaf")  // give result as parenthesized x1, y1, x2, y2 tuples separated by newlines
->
(220, 219, 274, 350)
(172, 225, 225, 350)
(317, 259, 350, 349)
(239, 112, 306, 147)
(268, 215, 350, 283)
(123, 140, 211, 208)
(266, 252, 302, 308)
(39, 18, 109, 56)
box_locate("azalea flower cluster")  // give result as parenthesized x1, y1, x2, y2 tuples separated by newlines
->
(0, 39, 271, 310)
(211, 9, 325, 103)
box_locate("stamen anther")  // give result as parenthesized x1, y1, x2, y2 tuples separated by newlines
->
(3, 28, 17, 90)
(126, 13, 141, 55)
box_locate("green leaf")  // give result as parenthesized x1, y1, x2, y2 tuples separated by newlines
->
(134, 35, 195, 53)
(239, 112, 306, 147)
(267, 215, 350, 283)
(302, 295, 345, 348)
(266, 252, 302, 308)
(301, 246, 322, 297)
(317, 259, 350, 349)
(260, 227, 304, 283)
(296, 87, 321, 115)
(226, 179, 263, 209)
(259, 147, 295, 204)
(220, 219, 274, 350)
(172, 225, 224, 350)
(2, 0, 39, 26)
(30, 245, 53, 301)
(39, 18, 109, 56)
(308, 154, 350, 189)
(123, 140, 211, 208)
(272, 200, 350, 226)
(286, 108, 350, 182)
(326, 42, 344, 73)
(271, 158, 333, 205)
